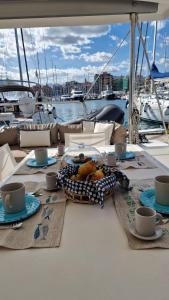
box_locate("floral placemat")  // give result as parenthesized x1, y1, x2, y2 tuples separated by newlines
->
(114, 179, 169, 249)
(0, 181, 66, 249)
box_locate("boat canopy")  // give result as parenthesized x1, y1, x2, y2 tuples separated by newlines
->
(0, 85, 35, 96)
(0, 0, 167, 28)
(150, 63, 169, 80)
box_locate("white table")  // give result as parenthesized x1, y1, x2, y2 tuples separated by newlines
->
(1, 145, 169, 300)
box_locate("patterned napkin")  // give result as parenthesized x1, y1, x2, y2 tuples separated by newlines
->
(114, 179, 169, 249)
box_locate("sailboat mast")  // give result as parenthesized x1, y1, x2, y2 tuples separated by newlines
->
(14, 28, 23, 83)
(20, 28, 30, 87)
(152, 21, 157, 63)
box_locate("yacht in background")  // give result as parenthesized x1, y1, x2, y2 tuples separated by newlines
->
(99, 89, 115, 100)
(60, 94, 71, 101)
(70, 89, 84, 101)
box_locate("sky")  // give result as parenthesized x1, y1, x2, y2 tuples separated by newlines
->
(0, 18, 169, 85)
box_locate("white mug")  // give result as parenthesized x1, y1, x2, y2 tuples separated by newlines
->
(46, 172, 58, 190)
(115, 143, 126, 159)
(1, 182, 25, 214)
(155, 175, 169, 205)
(35, 148, 48, 165)
(135, 207, 162, 236)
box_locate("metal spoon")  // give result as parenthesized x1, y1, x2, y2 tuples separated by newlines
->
(29, 192, 43, 197)
(0, 222, 23, 230)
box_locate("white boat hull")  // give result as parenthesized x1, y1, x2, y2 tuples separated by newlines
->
(139, 96, 169, 123)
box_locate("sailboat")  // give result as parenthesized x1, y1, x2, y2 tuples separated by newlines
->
(138, 22, 169, 123)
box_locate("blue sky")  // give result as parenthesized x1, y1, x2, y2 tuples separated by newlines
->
(0, 19, 168, 84)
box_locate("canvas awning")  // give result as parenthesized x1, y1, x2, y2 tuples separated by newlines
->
(0, 0, 167, 28)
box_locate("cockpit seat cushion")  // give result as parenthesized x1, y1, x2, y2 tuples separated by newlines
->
(20, 130, 51, 148)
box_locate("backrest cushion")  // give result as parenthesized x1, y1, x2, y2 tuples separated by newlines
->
(58, 124, 83, 143)
(64, 132, 107, 147)
(94, 122, 114, 144)
(19, 123, 58, 145)
(20, 130, 51, 147)
(110, 122, 127, 145)
(0, 127, 19, 146)
(82, 121, 95, 133)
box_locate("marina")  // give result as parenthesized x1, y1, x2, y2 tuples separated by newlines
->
(1, 1, 169, 300)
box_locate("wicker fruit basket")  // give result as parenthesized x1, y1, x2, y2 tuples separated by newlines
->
(58, 164, 116, 208)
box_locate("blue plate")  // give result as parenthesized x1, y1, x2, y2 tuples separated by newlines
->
(113, 151, 135, 160)
(0, 194, 41, 224)
(26, 157, 57, 168)
(140, 188, 169, 214)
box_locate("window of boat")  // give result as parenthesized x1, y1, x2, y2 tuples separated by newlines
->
(0, 91, 33, 101)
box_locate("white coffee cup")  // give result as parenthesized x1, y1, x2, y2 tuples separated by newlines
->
(1, 182, 25, 214)
(135, 207, 162, 237)
(35, 148, 48, 165)
(46, 172, 58, 190)
(155, 175, 169, 205)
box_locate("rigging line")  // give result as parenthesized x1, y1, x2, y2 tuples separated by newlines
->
(84, 30, 130, 100)
(42, 33, 48, 85)
(135, 22, 143, 80)
(139, 22, 149, 80)
(29, 29, 38, 71)
(4, 30, 10, 79)
(20, 28, 30, 87)
(164, 34, 167, 72)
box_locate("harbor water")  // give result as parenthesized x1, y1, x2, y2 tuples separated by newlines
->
(53, 99, 163, 130)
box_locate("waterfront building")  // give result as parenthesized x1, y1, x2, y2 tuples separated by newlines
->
(94, 72, 114, 94)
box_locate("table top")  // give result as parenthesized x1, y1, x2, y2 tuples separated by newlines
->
(1, 145, 169, 300)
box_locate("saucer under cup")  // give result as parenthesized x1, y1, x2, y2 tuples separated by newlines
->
(129, 223, 163, 241)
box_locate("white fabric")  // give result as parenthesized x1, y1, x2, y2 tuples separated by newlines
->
(64, 132, 108, 147)
(2, 146, 169, 300)
(94, 122, 114, 144)
(0, 144, 17, 181)
(20, 130, 51, 147)
(82, 121, 95, 133)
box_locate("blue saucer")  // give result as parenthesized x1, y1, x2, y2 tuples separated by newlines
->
(114, 151, 135, 160)
(26, 157, 57, 168)
(140, 188, 169, 214)
(0, 194, 41, 224)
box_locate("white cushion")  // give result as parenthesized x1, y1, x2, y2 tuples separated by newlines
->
(82, 121, 95, 133)
(94, 122, 114, 144)
(20, 130, 51, 147)
(64, 132, 108, 147)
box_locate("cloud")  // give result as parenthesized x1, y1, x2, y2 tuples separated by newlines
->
(80, 51, 112, 63)
(0, 25, 111, 61)
(150, 20, 167, 31)
(0, 58, 130, 84)
(110, 35, 118, 41)
(110, 33, 128, 48)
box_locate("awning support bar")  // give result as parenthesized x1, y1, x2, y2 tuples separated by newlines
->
(128, 13, 136, 143)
